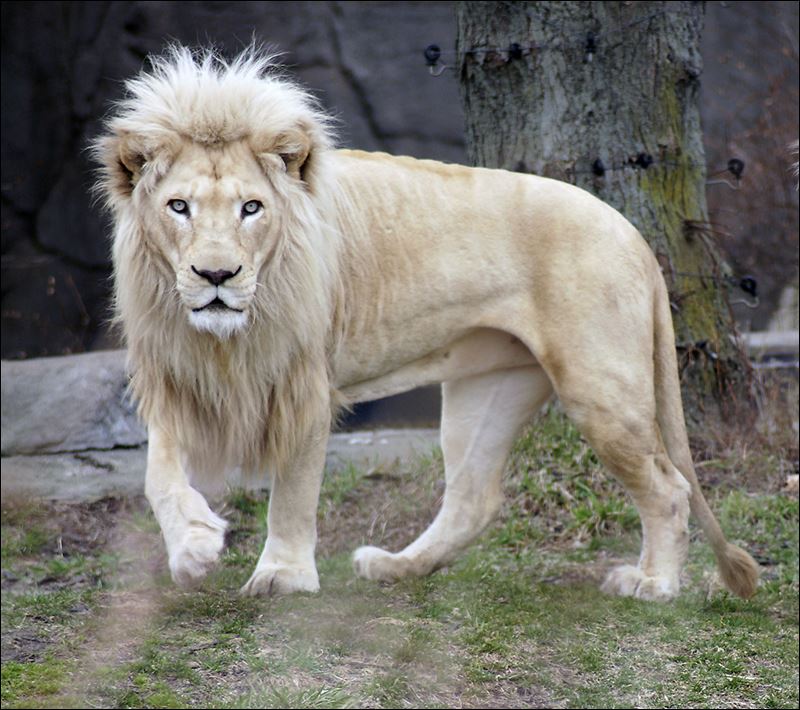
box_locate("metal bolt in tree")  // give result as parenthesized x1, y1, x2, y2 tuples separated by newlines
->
(455, 0, 753, 423)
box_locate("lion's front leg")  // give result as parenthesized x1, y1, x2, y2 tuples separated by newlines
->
(241, 420, 329, 597)
(145, 426, 228, 587)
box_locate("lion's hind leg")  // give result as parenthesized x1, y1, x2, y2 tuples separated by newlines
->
(556, 378, 692, 601)
(597, 452, 692, 601)
(353, 365, 553, 582)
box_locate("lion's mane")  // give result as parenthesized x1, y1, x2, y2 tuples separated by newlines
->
(93, 47, 355, 487)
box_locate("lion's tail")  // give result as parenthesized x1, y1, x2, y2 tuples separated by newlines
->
(652, 274, 760, 599)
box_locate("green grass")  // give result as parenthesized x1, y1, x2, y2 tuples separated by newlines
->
(2, 409, 798, 708)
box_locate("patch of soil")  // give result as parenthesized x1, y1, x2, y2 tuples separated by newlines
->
(2, 495, 158, 664)
(0, 631, 50, 663)
(317, 468, 444, 559)
(2, 494, 150, 562)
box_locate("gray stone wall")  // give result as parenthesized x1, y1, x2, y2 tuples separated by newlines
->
(1, 1, 797, 360)
(1, 1, 464, 359)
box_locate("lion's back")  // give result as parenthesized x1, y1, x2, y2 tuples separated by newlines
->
(331, 149, 653, 281)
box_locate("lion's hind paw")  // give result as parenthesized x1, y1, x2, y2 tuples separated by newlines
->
(352, 545, 410, 582)
(601, 564, 679, 601)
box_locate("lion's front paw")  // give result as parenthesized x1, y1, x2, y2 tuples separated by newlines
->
(240, 563, 320, 597)
(352, 545, 410, 582)
(601, 564, 678, 601)
(167, 511, 228, 588)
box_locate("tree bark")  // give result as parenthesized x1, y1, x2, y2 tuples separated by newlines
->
(455, 0, 752, 423)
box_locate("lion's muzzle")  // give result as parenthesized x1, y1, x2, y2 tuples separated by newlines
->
(191, 264, 242, 286)
(183, 264, 253, 338)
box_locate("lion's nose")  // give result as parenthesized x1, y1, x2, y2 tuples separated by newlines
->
(191, 265, 242, 286)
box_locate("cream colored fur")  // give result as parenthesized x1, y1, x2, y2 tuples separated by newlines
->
(94, 47, 759, 600)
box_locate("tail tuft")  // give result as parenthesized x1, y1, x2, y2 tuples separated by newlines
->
(717, 543, 760, 599)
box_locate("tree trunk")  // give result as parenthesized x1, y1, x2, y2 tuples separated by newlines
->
(455, 0, 753, 424)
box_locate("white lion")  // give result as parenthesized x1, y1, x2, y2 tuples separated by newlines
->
(93, 47, 759, 601)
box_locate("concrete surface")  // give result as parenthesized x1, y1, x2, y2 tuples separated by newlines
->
(0, 428, 440, 502)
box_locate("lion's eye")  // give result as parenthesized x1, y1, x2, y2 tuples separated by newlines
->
(241, 200, 262, 218)
(168, 199, 189, 215)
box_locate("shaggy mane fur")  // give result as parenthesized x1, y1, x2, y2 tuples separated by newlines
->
(93, 47, 348, 489)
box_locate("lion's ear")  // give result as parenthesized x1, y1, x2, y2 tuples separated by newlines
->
(117, 134, 148, 188)
(94, 131, 177, 204)
(93, 132, 148, 202)
(91, 135, 133, 206)
(256, 124, 314, 183)
(278, 132, 311, 182)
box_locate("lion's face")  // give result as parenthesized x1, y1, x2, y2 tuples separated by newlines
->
(146, 140, 283, 339)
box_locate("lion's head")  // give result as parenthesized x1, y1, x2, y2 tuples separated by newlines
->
(94, 46, 336, 340)
(92, 47, 342, 484)
(139, 139, 276, 339)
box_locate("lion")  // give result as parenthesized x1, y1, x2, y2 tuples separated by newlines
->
(92, 46, 760, 601)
